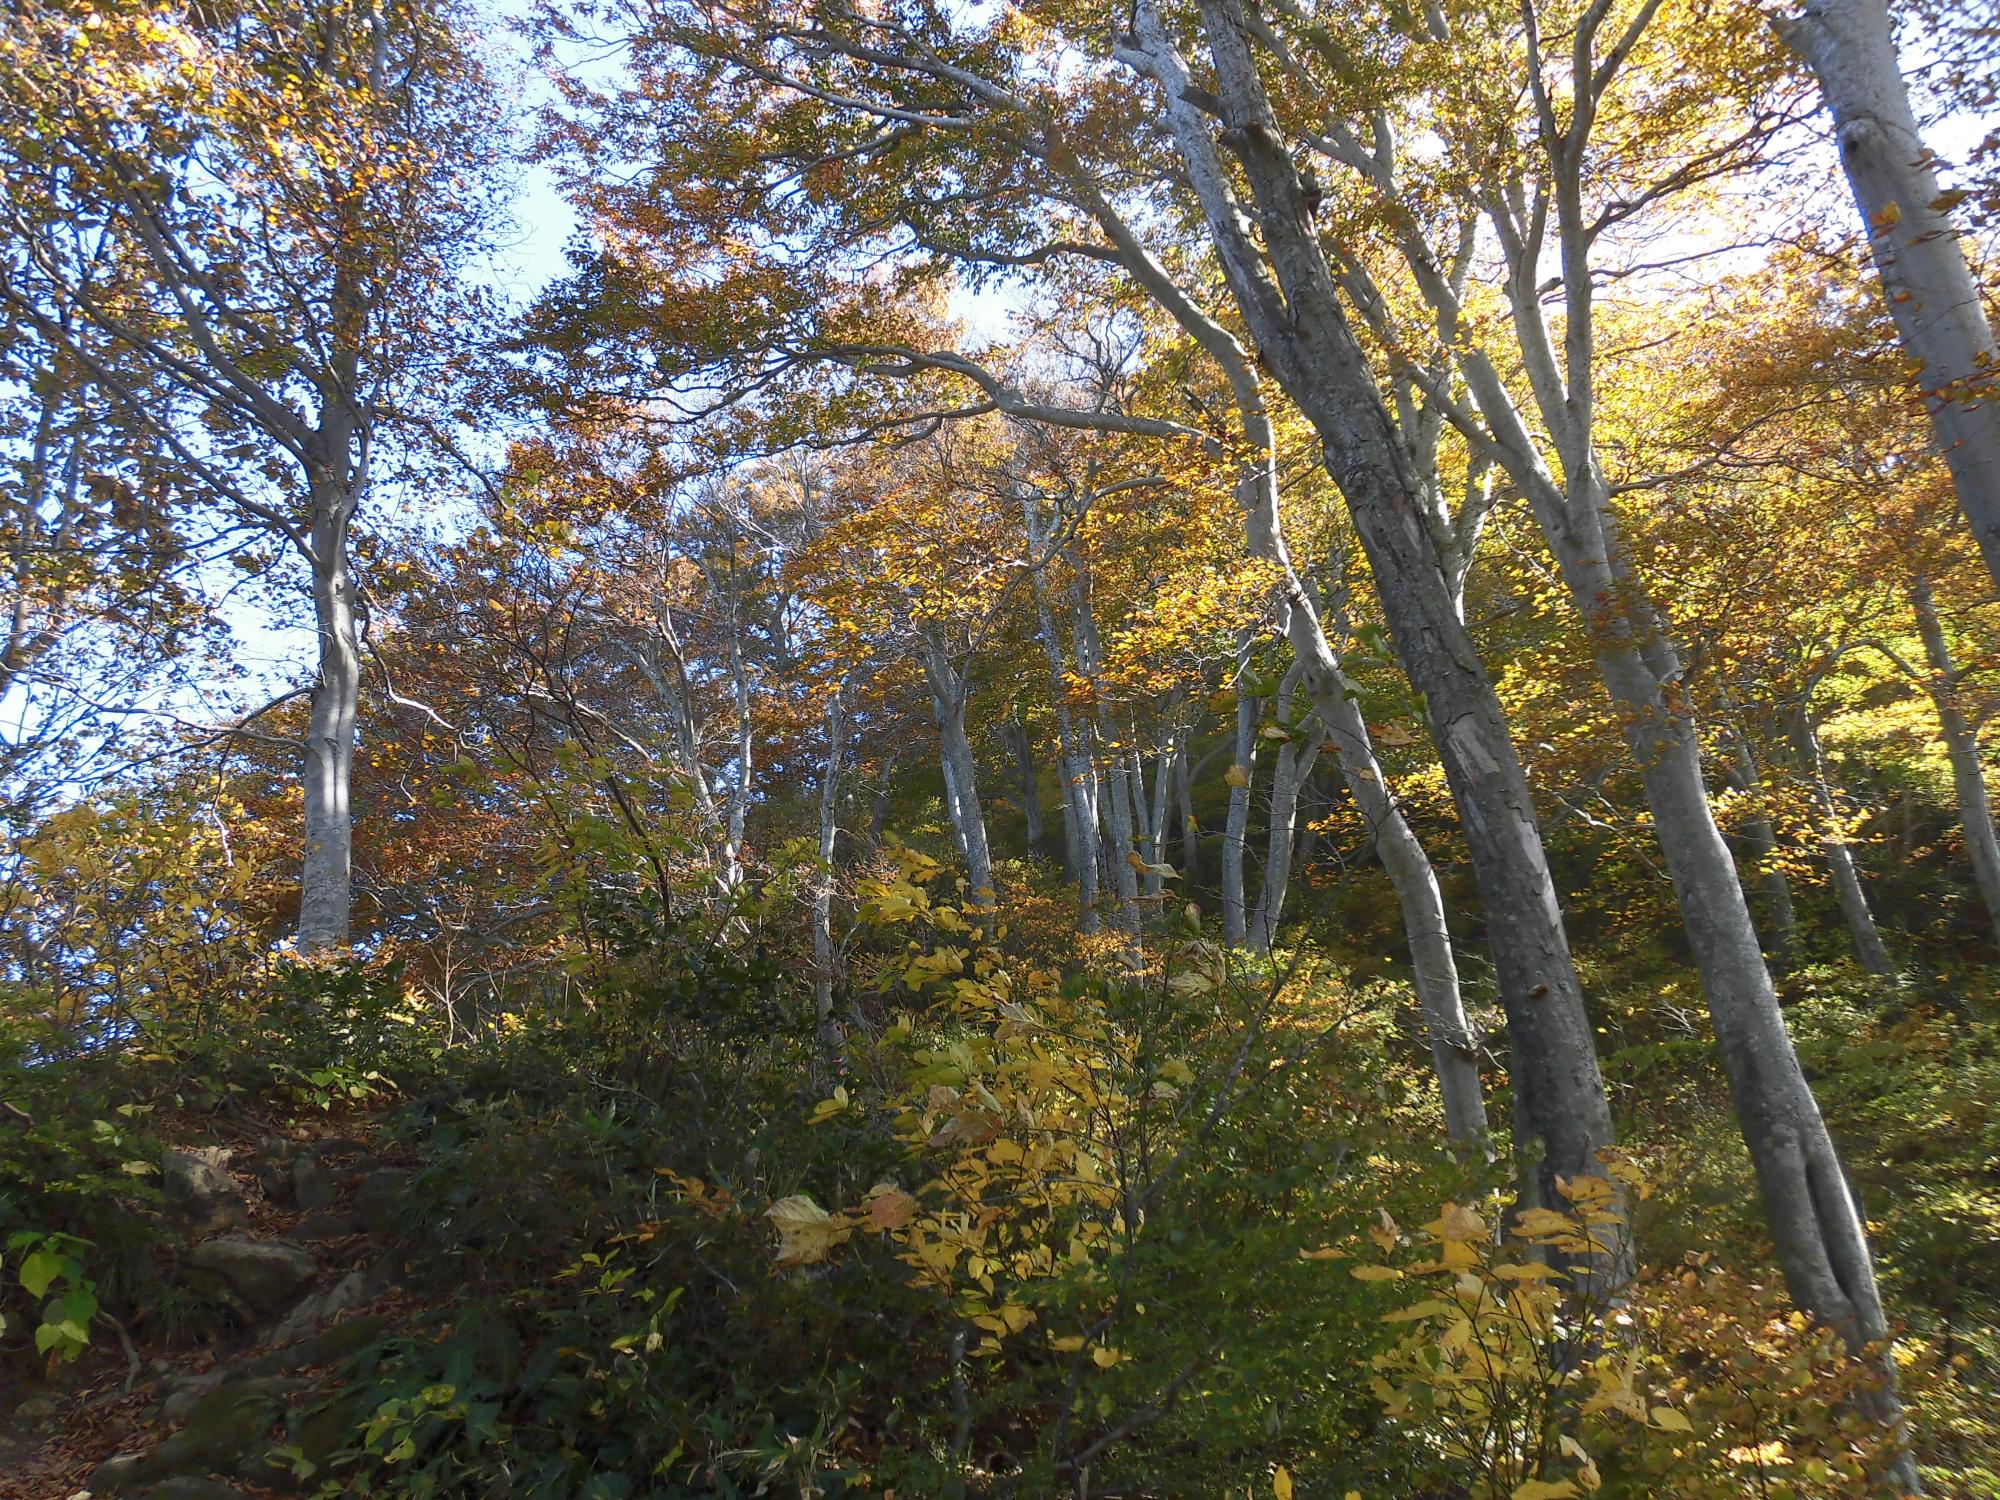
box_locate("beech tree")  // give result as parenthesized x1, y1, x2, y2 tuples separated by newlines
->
(0, 0, 500, 950)
(1776, 0, 2000, 594)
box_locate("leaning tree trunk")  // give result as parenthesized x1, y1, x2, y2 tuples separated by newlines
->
(1789, 704, 1894, 976)
(1912, 578, 2000, 952)
(298, 477, 361, 954)
(1776, 0, 2000, 594)
(1129, 0, 1570, 1182)
(1601, 643, 1904, 1371)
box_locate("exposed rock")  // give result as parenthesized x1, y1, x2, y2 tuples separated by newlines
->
(233, 1384, 363, 1491)
(89, 1452, 149, 1494)
(134, 1377, 297, 1485)
(136, 1480, 256, 1500)
(257, 1157, 294, 1207)
(284, 1209, 357, 1241)
(235, 1312, 388, 1378)
(163, 1149, 248, 1236)
(11, 1392, 58, 1423)
(271, 1268, 376, 1345)
(348, 1167, 412, 1233)
(187, 1236, 318, 1316)
(291, 1150, 338, 1212)
(156, 1366, 226, 1405)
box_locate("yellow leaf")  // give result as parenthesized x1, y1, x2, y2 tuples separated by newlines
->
(1090, 1345, 1125, 1368)
(1512, 1481, 1579, 1500)
(1650, 1405, 1694, 1433)
(1380, 1298, 1451, 1322)
(1350, 1264, 1402, 1282)
(1422, 1202, 1487, 1242)
(1273, 1465, 1294, 1500)
(1224, 763, 1250, 788)
(1298, 1245, 1347, 1260)
(1050, 1335, 1085, 1352)
(1368, 1209, 1399, 1253)
(766, 1195, 851, 1267)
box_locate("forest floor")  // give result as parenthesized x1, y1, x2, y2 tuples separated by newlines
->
(0, 1106, 417, 1500)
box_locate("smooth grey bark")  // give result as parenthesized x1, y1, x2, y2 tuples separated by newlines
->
(1007, 714, 1048, 858)
(1777, 0, 2000, 593)
(813, 690, 845, 1037)
(1063, 547, 1140, 936)
(721, 618, 753, 893)
(1139, 718, 1174, 900)
(1128, 1, 1568, 1176)
(1022, 490, 1102, 930)
(1248, 665, 1321, 953)
(1720, 707, 1801, 962)
(1788, 703, 1894, 976)
(1175, 731, 1201, 886)
(1285, 0, 1913, 1436)
(925, 640, 994, 908)
(298, 464, 360, 954)
(1221, 640, 1258, 947)
(1099, 733, 1143, 936)
(1910, 579, 2000, 952)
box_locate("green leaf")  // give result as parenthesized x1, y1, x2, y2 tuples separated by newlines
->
(35, 1318, 89, 1355)
(19, 1249, 63, 1300)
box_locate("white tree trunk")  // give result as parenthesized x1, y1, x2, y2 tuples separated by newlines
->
(814, 691, 844, 1040)
(298, 479, 360, 954)
(927, 645, 994, 909)
(1911, 578, 2000, 951)
(1175, 732, 1201, 886)
(1777, 0, 2000, 592)
(1789, 704, 1894, 976)
(1022, 491, 1102, 930)
(1098, 725, 1143, 936)
(1130, 0, 1597, 1221)
(1248, 688, 1320, 953)
(1220, 638, 1258, 945)
(1719, 701, 1801, 962)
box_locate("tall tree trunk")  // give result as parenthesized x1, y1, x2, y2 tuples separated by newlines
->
(1098, 722, 1144, 936)
(1117, 4, 1506, 1159)
(298, 478, 359, 953)
(1776, 0, 2000, 594)
(1249, 675, 1320, 954)
(1175, 731, 1201, 887)
(814, 690, 845, 1046)
(1008, 714, 1048, 858)
(1789, 704, 1894, 976)
(1142, 9, 1600, 1211)
(927, 646, 994, 908)
(1069, 561, 1140, 936)
(1221, 641, 1257, 947)
(1720, 699, 1801, 963)
(722, 627, 753, 893)
(1911, 579, 2000, 949)
(1022, 491, 1102, 930)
